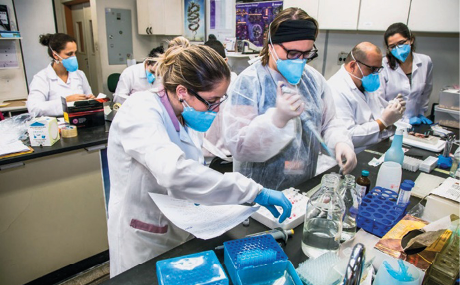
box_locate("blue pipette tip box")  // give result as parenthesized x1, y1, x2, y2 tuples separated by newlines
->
(223, 234, 303, 285)
(156, 250, 228, 285)
(357, 187, 408, 237)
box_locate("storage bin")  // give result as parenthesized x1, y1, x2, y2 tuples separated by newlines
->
(156, 250, 228, 285)
(434, 106, 459, 129)
(223, 234, 302, 285)
(439, 89, 460, 111)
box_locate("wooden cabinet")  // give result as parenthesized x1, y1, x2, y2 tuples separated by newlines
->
(358, 0, 410, 31)
(136, 0, 183, 35)
(408, 0, 459, 33)
(283, 0, 319, 19)
(282, 0, 360, 30)
(317, 0, 360, 30)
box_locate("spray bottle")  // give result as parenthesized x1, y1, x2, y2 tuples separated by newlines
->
(384, 120, 411, 166)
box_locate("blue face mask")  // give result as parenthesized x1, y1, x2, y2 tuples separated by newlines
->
(146, 70, 155, 84)
(60, 56, 78, 72)
(181, 101, 217, 132)
(348, 51, 380, 93)
(270, 45, 306, 85)
(391, 44, 411, 62)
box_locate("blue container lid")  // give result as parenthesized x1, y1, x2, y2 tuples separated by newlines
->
(156, 250, 228, 285)
(400, 183, 412, 191)
(361, 170, 370, 177)
(403, 180, 415, 187)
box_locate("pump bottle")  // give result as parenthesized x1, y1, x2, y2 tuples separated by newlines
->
(384, 121, 411, 166)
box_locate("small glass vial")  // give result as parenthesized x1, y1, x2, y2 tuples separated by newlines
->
(356, 170, 371, 199)
(450, 148, 460, 178)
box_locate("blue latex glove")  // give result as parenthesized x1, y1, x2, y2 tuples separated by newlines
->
(409, 116, 421, 125)
(418, 114, 433, 125)
(254, 188, 292, 223)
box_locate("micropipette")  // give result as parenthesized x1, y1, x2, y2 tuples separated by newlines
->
(281, 85, 335, 158)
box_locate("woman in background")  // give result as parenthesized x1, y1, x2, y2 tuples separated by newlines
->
(380, 22, 433, 125)
(27, 33, 94, 117)
(113, 46, 164, 104)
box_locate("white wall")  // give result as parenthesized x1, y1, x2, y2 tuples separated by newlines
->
(90, 0, 162, 95)
(14, 0, 56, 87)
(0, 0, 28, 101)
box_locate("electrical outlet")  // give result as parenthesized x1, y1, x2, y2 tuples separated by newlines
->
(337, 52, 348, 65)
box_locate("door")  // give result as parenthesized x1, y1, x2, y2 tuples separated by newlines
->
(71, 3, 98, 94)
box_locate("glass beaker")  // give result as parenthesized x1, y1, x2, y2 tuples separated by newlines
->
(302, 174, 345, 258)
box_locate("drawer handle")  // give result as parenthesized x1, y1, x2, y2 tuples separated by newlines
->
(0, 162, 25, 170)
(85, 144, 107, 152)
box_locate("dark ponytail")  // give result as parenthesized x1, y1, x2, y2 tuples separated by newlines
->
(39, 33, 76, 58)
(384, 23, 416, 70)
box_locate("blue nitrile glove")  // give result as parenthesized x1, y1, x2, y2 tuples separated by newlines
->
(409, 116, 421, 125)
(254, 188, 292, 223)
(418, 114, 433, 125)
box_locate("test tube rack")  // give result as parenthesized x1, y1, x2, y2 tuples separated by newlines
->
(356, 187, 407, 237)
(223, 234, 302, 285)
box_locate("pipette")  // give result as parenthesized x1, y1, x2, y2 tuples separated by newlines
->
(281, 85, 335, 159)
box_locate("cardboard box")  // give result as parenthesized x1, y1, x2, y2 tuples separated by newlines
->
(28, 117, 60, 146)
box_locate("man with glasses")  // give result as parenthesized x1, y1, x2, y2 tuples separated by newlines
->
(328, 42, 406, 153)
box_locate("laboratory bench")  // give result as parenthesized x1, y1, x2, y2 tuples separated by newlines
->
(103, 137, 454, 285)
(0, 123, 111, 285)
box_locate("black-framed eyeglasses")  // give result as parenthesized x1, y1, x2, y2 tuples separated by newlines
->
(279, 43, 319, 61)
(356, 60, 384, 74)
(388, 39, 410, 51)
(187, 89, 228, 111)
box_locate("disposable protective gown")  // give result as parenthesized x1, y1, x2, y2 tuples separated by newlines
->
(222, 61, 352, 190)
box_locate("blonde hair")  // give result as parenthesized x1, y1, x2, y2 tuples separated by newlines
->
(168, 36, 191, 49)
(155, 45, 230, 94)
(260, 7, 319, 66)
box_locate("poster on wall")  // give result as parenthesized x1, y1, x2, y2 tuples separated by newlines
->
(235, 1, 283, 47)
(0, 5, 11, 31)
(184, 0, 206, 42)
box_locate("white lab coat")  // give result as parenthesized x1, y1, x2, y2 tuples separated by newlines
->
(328, 65, 393, 153)
(380, 52, 433, 120)
(222, 61, 353, 190)
(113, 63, 161, 104)
(107, 89, 262, 277)
(27, 63, 92, 117)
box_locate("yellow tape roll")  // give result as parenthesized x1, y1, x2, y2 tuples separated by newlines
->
(60, 125, 78, 138)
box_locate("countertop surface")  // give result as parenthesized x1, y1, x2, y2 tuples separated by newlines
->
(0, 122, 110, 166)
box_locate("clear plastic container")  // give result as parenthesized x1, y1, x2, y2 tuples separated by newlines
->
(435, 106, 460, 129)
(374, 259, 421, 285)
(449, 148, 460, 178)
(302, 174, 345, 258)
(376, 162, 402, 193)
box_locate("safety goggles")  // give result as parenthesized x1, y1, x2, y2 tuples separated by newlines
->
(387, 39, 410, 51)
(187, 89, 228, 111)
(279, 43, 319, 61)
(356, 60, 384, 74)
